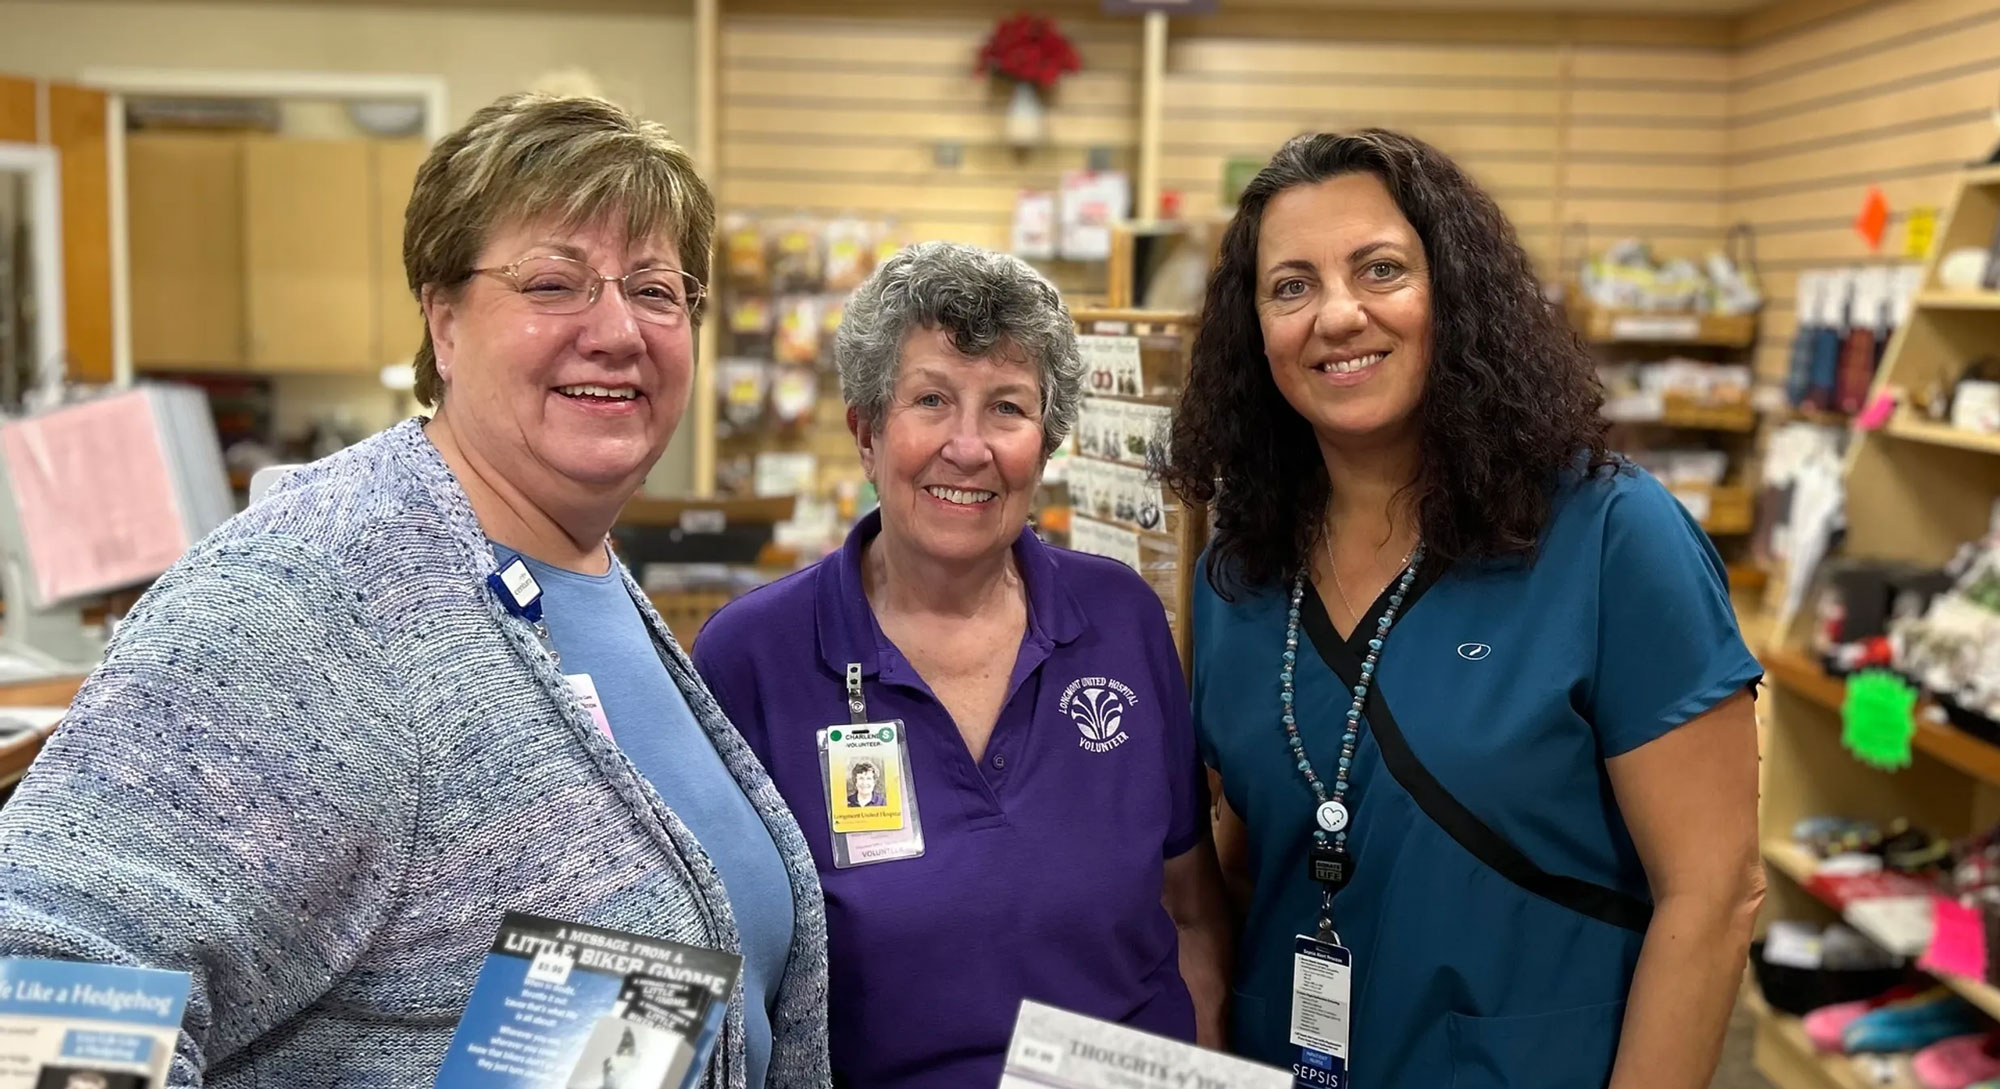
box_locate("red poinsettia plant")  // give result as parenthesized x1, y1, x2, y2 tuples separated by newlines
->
(976, 13, 1081, 91)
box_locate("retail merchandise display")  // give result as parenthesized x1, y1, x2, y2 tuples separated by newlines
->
(1009, 170, 1133, 263)
(712, 213, 904, 553)
(1054, 311, 1202, 666)
(1752, 164, 2000, 1089)
(1576, 238, 1762, 317)
(1757, 422, 1850, 627)
(1784, 266, 1924, 416)
(1573, 239, 1763, 575)
(1753, 815, 2000, 1089)
(1599, 357, 1753, 423)
(1888, 538, 2000, 729)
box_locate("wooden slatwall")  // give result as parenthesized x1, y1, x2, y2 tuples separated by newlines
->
(719, 10, 1140, 274)
(713, 2, 1998, 392)
(1564, 45, 1731, 267)
(1160, 35, 1732, 278)
(1729, 0, 2000, 382)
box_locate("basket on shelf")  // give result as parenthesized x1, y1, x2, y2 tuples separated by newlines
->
(1750, 939, 1912, 1016)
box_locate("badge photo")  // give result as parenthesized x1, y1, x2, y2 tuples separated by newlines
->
(825, 724, 907, 835)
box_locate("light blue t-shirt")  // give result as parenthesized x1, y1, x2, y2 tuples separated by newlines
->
(496, 544, 793, 1089)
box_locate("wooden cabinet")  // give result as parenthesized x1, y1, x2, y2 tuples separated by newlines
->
(242, 138, 374, 371)
(129, 135, 428, 376)
(3, 74, 113, 383)
(48, 84, 112, 383)
(129, 134, 246, 368)
(373, 140, 428, 368)
(0, 75, 33, 142)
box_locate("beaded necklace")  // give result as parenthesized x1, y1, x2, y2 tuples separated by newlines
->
(1280, 545, 1425, 939)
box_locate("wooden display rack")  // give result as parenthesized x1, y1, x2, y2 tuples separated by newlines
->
(1569, 301, 1760, 350)
(1064, 306, 1209, 677)
(1581, 294, 1764, 569)
(1750, 161, 2000, 1089)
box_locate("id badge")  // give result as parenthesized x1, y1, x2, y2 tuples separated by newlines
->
(819, 722, 925, 867)
(1290, 935, 1351, 1089)
(565, 674, 613, 739)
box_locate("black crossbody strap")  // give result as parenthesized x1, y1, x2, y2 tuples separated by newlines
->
(1364, 683, 1655, 934)
(1296, 582, 1654, 935)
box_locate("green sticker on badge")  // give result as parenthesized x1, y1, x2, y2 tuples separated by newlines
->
(878, 727, 894, 742)
(1843, 670, 1919, 771)
(830, 729, 843, 742)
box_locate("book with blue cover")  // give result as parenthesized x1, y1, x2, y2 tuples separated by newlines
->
(433, 912, 740, 1089)
(0, 957, 192, 1088)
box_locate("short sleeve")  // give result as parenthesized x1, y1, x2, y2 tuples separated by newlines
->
(1189, 561, 1220, 772)
(1149, 589, 1207, 859)
(691, 616, 765, 760)
(1590, 471, 1764, 756)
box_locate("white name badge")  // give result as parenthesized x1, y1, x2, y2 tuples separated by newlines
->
(1290, 935, 1351, 1088)
(565, 673, 613, 739)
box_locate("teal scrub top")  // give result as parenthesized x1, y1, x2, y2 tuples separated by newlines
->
(1193, 467, 1762, 1089)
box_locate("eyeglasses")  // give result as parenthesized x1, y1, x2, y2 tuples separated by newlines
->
(471, 254, 707, 326)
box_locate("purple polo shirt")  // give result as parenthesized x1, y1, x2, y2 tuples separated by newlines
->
(693, 510, 1203, 1089)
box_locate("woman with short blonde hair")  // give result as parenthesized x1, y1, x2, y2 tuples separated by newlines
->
(0, 92, 830, 1089)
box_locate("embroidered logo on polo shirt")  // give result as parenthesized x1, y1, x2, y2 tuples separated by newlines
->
(1059, 676, 1138, 754)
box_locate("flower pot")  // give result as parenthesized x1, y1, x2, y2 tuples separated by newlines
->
(1004, 80, 1045, 150)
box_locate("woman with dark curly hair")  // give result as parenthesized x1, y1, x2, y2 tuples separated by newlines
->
(1162, 130, 1763, 1089)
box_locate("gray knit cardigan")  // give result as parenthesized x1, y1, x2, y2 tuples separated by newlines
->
(0, 419, 831, 1089)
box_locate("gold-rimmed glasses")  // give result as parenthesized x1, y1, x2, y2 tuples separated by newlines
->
(470, 254, 707, 326)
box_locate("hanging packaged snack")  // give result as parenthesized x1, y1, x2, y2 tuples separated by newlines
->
(726, 294, 774, 358)
(716, 453, 755, 498)
(723, 213, 769, 294)
(769, 218, 824, 294)
(824, 217, 876, 293)
(874, 221, 906, 271)
(770, 365, 821, 431)
(774, 295, 824, 366)
(818, 295, 848, 370)
(716, 358, 770, 438)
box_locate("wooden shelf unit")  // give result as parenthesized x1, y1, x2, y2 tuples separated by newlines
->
(1884, 414, 2000, 457)
(1751, 162, 2000, 1084)
(1570, 303, 1758, 349)
(1762, 837, 2000, 1020)
(1744, 986, 1873, 1089)
(1914, 291, 2000, 311)
(1763, 649, 2000, 789)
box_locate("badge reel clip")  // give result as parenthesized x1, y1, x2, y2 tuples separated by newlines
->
(818, 662, 926, 868)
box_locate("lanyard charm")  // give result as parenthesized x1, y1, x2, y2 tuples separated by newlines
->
(1310, 842, 1354, 892)
(489, 558, 558, 667)
(845, 662, 867, 725)
(488, 558, 545, 623)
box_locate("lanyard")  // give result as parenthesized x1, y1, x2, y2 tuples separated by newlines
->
(1279, 546, 1424, 941)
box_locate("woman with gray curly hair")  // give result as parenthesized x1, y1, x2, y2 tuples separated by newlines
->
(695, 241, 1232, 1089)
